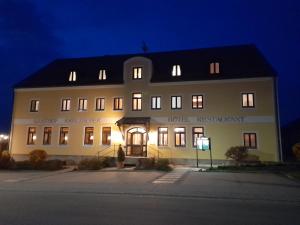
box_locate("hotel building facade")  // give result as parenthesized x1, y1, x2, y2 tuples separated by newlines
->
(10, 45, 281, 164)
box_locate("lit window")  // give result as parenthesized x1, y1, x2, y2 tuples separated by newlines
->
(174, 127, 185, 147)
(151, 96, 161, 110)
(133, 67, 142, 79)
(43, 127, 52, 145)
(113, 97, 123, 110)
(158, 127, 168, 146)
(242, 93, 255, 108)
(192, 127, 204, 147)
(27, 127, 36, 145)
(132, 93, 142, 111)
(210, 62, 220, 74)
(192, 95, 203, 109)
(172, 65, 181, 76)
(243, 133, 257, 149)
(84, 127, 94, 145)
(78, 98, 88, 111)
(99, 69, 107, 80)
(30, 100, 39, 112)
(171, 96, 182, 109)
(102, 127, 111, 145)
(95, 98, 105, 111)
(59, 127, 69, 145)
(61, 99, 71, 111)
(69, 71, 77, 81)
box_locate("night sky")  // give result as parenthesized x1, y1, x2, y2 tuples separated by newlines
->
(0, 0, 299, 133)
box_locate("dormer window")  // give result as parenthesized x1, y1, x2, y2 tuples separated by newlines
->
(69, 71, 77, 81)
(172, 65, 181, 76)
(99, 69, 107, 80)
(133, 67, 142, 79)
(210, 62, 220, 74)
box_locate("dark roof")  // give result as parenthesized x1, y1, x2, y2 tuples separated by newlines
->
(15, 44, 276, 88)
(116, 117, 151, 126)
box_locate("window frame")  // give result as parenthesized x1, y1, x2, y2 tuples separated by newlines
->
(174, 127, 186, 147)
(171, 96, 182, 110)
(132, 93, 142, 111)
(69, 71, 77, 82)
(132, 67, 143, 80)
(172, 64, 181, 76)
(192, 95, 203, 109)
(27, 127, 37, 145)
(102, 127, 111, 145)
(158, 127, 168, 146)
(242, 93, 255, 108)
(151, 96, 161, 110)
(78, 98, 88, 112)
(61, 99, 71, 112)
(113, 97, 123, 110)
(84, 127, 94, 146)
(99, 69, 107, 80)
(210, 62, 220, 74)
(95, 97, 105, 111)
(192, 127, 204, 147)
(30, 100, 39, 112)
(59, 127, 69, 145)
(243, 132, 257, 149)
(43, 127, 52, 145)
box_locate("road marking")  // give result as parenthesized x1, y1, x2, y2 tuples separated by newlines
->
(153, 169, 188, 184)
(3, 178, 28, 183)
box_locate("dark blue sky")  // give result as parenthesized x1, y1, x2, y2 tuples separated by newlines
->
(0, 0, 299, 132)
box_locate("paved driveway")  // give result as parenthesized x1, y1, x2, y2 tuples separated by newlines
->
(0, 169, 299, 225)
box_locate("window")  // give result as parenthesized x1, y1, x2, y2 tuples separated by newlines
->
(158, 127, 168, 146)
(78, 98, 88, 111)
(69, 71, 77, 81)
(172, 65, 181, 76)
(102, 127, 111, 145)
(133, 67, 142, 79)
(210, 62, 220, 74)
(242, 93, 255, 108)
(132, 93, 142, 111)
(61, 99, 71, 111)
(151, 96, 161, 110)
(99, 69, 107, 80)
(84, 127, 94, 145)
(192, 95, 203, 109)
(30, 100, 39, 112)
(27, 127, 36, 145)
(43, 127, 52, 145)
(113, 97, 123, 110)
(59, 127, 69, 145)
(95, 98, 105, 111)
(243, 133, 257, 149)
(174, 127, 185, 147)
(171, 96, 182, 109)
(192, 127, 204, 147)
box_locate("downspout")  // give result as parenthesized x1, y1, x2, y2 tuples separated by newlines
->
(8, 89, 16, 155)
(273, 77, 282, 161)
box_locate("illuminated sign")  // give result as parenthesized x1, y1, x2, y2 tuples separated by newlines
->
(197, 137, 211, 151)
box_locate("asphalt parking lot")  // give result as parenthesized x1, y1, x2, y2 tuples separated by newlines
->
(0, 168, 299, 225)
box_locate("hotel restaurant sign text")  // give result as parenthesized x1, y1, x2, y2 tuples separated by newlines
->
(15, 115, 274, 125)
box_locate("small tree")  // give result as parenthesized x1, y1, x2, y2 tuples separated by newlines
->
(29, 149, 47, 168)
(117, 145, 125, 168)
(225, 146, 248, 165)
(292, 143, 300, 161)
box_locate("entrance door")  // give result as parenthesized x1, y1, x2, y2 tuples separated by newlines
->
(126, 127, 147, 157)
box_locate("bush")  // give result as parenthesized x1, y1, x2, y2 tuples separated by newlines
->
(225, 146, 248, 165)
(292, 143, 300, 161)
(29, 150, 47, 168)
(155, 158, 172, 171)
(78, 158, 107, 170)
(0, 151, 14, 169)
(136, 158, 155, 170)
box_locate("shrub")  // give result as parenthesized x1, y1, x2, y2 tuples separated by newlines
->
(155, 158, 172, 171)
(292, 143, 300, 161)
(225, 146, 248, 165)
(136, 158, 155, 170)
(29, 150, 47, 168)
(78, 158, 106, 170)
(0, 151, 14, 169)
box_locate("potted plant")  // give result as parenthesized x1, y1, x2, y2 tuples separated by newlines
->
(117, 144, 125, 168)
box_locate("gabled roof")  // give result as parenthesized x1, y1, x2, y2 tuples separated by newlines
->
(15, 44, 276, 88)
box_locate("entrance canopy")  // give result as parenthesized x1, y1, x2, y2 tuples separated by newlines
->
(116, 117, 150, 128)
